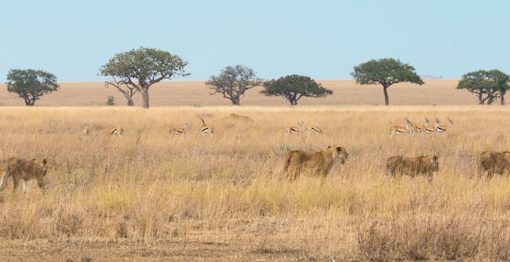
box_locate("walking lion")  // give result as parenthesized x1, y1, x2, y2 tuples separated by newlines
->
(284, 146, 349, 181)
(0, 157, 48, 193)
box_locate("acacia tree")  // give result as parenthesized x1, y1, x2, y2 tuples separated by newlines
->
(105, 80, 138, 106)
(5, 69, 59, 106)
(101, 47, 188, 108)
(490, 69, 509, 105)
(457, 70, 509, 105)
(351, 58, 424, 105)
(206, 65, 262, 105)
(261, 74, 332, 105)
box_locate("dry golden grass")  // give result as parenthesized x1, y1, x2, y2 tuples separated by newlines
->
(0, 80, 476, 106)
(0, 106, 510, 260)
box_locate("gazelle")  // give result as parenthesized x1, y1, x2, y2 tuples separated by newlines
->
(82, 124, 91, 136)
(109, 127, 124, 137)
(390, 125, 410, 137)
(286, 121, 304, 135)
(390, 118, 413, 137)
(169, 123, 191, 136)
(422, 118, 436, 134)
(305, 125, 323, 135)
(199, 118, 214, 136)
(434, 117, 448, 133)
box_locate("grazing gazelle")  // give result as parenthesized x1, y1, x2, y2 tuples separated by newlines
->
(109, 127, 124, 137)
(286, 121, 304, 135)
(305, 125, 323, 135)
(169, 123, 191, 136)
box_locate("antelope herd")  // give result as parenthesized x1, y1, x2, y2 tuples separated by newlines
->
(286, 121, 323, 135)
(76, 114, 510, 182)
(390, 117, 454, 137)
(2, 113, 509, 196)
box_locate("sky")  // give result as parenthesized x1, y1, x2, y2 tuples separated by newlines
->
(0, 0, 508, 82)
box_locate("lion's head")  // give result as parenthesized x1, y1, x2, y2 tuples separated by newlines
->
(30, 158, 48, 176)
(421, 155, 439, 172)
(328, 145, 349, 164)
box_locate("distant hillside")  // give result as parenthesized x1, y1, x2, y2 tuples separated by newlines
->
(0, 80, 476, 106)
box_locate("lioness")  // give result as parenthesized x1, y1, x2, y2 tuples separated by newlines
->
(0, 157, 48, 193)
(386, 155, 439, 181)
(479, 151, 510, 178)
(284, 146, 348, 181)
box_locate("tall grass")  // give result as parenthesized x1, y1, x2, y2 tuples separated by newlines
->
(1, 106, 510, 259)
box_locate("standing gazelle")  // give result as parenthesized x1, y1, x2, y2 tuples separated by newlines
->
(435, 117, 448, 133)
(82, 124, 91, 136)
(390, 118, 413, 137)
(199, 118, 214, 136)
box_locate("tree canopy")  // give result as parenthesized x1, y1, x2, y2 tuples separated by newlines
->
(457, 69, 509, 105)
(351, 58, 424, 105)
(101, 47, 188, 108)
(5, 69, 59, 106)
(261, 74, 332, 105)
(206, 65, 262, 105)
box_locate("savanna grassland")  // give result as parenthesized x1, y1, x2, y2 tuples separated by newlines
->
(0, 80, 473, 106)
(1, 106, 510, 261)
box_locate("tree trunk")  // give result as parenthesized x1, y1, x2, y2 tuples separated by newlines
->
(478, 93, 484, 105)
(487, 92, 497, 105)
(23, 96, 35, 106)
(383, 86, 390, 106)
(501, 93, 506, 105)
(231, 96, 240, 105)
(127, 98, 134, 106)
(141, 87, 150, 108)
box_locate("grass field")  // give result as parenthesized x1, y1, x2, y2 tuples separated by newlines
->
(0, 105, 510, 260)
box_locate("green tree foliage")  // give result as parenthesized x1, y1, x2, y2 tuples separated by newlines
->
(100, 47, 188, 108)
(206, 65, 262, 105)
(490, 69, 510, 105)
(457, 70, 509, 105)
(351, 58, 424, 105)
(261, 74, 332, 105)
(5, 69, 59, 106)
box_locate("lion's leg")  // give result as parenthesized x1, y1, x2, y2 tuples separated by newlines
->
(0, 172, 9, 192)
(286, 166, 298, 181)
(487, 169, 494, 180)
(37, 176, 46, 194)
(12, 176, 20, 192)
(478, 164, 485, 179)
(22, 180, 28, 193)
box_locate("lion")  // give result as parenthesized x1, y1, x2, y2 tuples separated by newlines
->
(0, 157, 48, 193)
(283, 146, 348, 181)
(386, 155, 439, 181)
(479, 151, 510, 178)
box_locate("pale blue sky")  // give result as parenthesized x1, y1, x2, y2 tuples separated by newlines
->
(0, 0, 508, 81)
